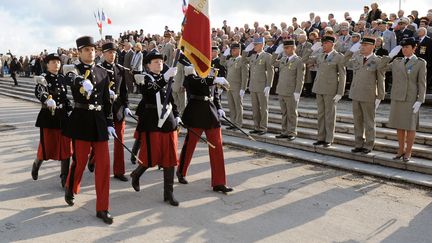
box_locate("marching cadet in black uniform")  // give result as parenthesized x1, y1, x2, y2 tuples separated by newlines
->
(31, 53, 72, 188)
(129, 52, 180, 206)
(177, 64, 233, 193)
(87, 42, 131, 182)
(62, 36, 116, 224)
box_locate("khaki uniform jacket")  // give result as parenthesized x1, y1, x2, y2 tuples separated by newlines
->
(274, 55, 305, 96)
(161, 42, 175, 66)
(347, 53, 386, 102)
(296, 42, 313, 62)
(220, 55, 249, 91)
(173, 62, 185, 93)
(242, 51, 275, 92)
(311, 51, 346, 96)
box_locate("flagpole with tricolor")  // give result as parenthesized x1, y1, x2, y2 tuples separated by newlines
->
(178, 0, 211, 78)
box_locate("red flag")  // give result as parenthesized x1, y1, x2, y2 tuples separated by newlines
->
(179, 0, 211, 78)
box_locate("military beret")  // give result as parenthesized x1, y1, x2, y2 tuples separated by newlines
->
(321, 35, 336, 43)
(253, 37, 265, 44)
(102, 42, 117, 52)
(361, 37, 376, 45)
(283, 40, 295, 46)
(76, 36, 96, 49)
(400, 37, 418, 47)
(44, 53, 61, 63)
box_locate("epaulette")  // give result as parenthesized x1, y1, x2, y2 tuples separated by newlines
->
(96, 64, 114, 74)
(34, 75, 47, 86)
(63, 64, 79, 75)
(417, 57, 426, 63)
(116, 63, 130, 71)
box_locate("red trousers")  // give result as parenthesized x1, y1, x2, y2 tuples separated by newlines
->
(113, 120, 126, 175)
(135, 131, 179, 168)
(37, 128, 72, 161)
(178, 127, 226, 187)
(65, 139, 110, 211)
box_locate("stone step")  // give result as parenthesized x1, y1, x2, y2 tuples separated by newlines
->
(236, 118, 432, 160)
(221, 125, 432, 176)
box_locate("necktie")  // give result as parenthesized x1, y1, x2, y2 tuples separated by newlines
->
(404, 58, 410, 65)
(363, 57, 368, 64)
(324, 54, 328, 60)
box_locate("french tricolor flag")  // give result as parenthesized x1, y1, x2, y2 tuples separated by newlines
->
(182, 0, 188, 15)
(102, 10, 112, 25)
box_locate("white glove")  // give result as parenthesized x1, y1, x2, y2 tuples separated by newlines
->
(109, 89, 116, 99)
(275, 44, 284, 55)
(389, 45, 402, 58)
(175, 117, 182, 126)
(67, 111, 72, 117)
(134, 74, 145, 85)
(184, 65, 197, 76)
(223, 48, 231, 56)
(264, 86, 271, 97)
(412, 101, 422, 113)
(218, 109, 226, 118)
(107, 126, 117, 138)
(349, 42, 361, 53)
(46, 98, 56, 108)
(294, 92, 301, 102)
(333, 94, 342, 103)
(82, 79, 93, 93)
(375, 99, 381, 111)
(245, 42, 254, 52)
(214, 77, 229, 86)
(164, 67, 178, 80)
(124, 107, 132, 117)
(239, 89, 245, 98)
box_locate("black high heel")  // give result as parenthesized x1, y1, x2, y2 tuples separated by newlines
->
(392, 153, 405, 160)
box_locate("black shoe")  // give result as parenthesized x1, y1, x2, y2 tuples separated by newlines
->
(393, 153, 405, 160)
(323, 142, 332, 148)
(130, 166, 147, 192)
(31, 159, 43, 180)
(96, 210, 114, 225)
(65, 189, 74, 206)
(275, 134, 289, 139)
(87, 162, 94, 173)
(362, 148, 372, 154)
(249, 130, 261, 134)
(256, 131, 267, 136)
(287, 136, 296, 141)
(313, 141, 325, 146)
(351, 147, 363, 153)
(403, 156, 411, 162)
(213, 185, 234, 194)
(114, 174, 128, 182)
(164, 167, 179, 206)
(176, 171, 188, 184)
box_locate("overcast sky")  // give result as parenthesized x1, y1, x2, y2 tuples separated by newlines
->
(0, 0, 430, 56)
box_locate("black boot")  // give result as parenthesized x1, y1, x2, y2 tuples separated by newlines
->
(65, 187, 75, 206)
(31, 159, 43, 180)
(164, 167, 179, 206)
(176, 171, 188, 184)
(130, 165, 147, 192)
(131, 139, 141, 164)
(96, 210, 114, 225)
(60, 158, 70, 188)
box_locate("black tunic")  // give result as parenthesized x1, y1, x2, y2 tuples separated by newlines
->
(63, 62, 113, 142)
(135, 72, 179, 132)
(35, 72, 72, 129)
(182, 74, 221, 129)
(101, 61, 129, 122)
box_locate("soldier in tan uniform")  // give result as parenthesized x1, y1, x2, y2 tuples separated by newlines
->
(309, 35, 346, 147)
(347, 37, 386, 154)
(172, 57, 186, 115)
(273, 40, 305, 140)
(220, 42, 249, 128)
(160, 32, 175, 66)
(387, 37, 427, 162)
(242, 37, 275, 135)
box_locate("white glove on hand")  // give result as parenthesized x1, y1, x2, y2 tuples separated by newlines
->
(264, 86, 271, 97)
(218, 109, 226, 118)
(239, 89, 245, 98)
(333, 94, 342, 103)
(82, 79, 93, 93)
(389, 45, 402, 58)
(109, 89, 116, 99)
(245, 42, 255, 52)
(184, 65, 197, 76)
(124, 107, 132, 117)
(223, 48, 231, 56)
(375, 99, 381, 111)
(175, 117, 182, 126)
(214, 77, 229, 86)
(164, 67, 178, 80)
(107, 126, 117, 138)
(46, 98, 56, 108)
(134, 74, 145, 85)
(412, 101, 422, 113)
(294, 92, 301, 102)
(67, 111, 72, 117)
(275, 44, 284, 55)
